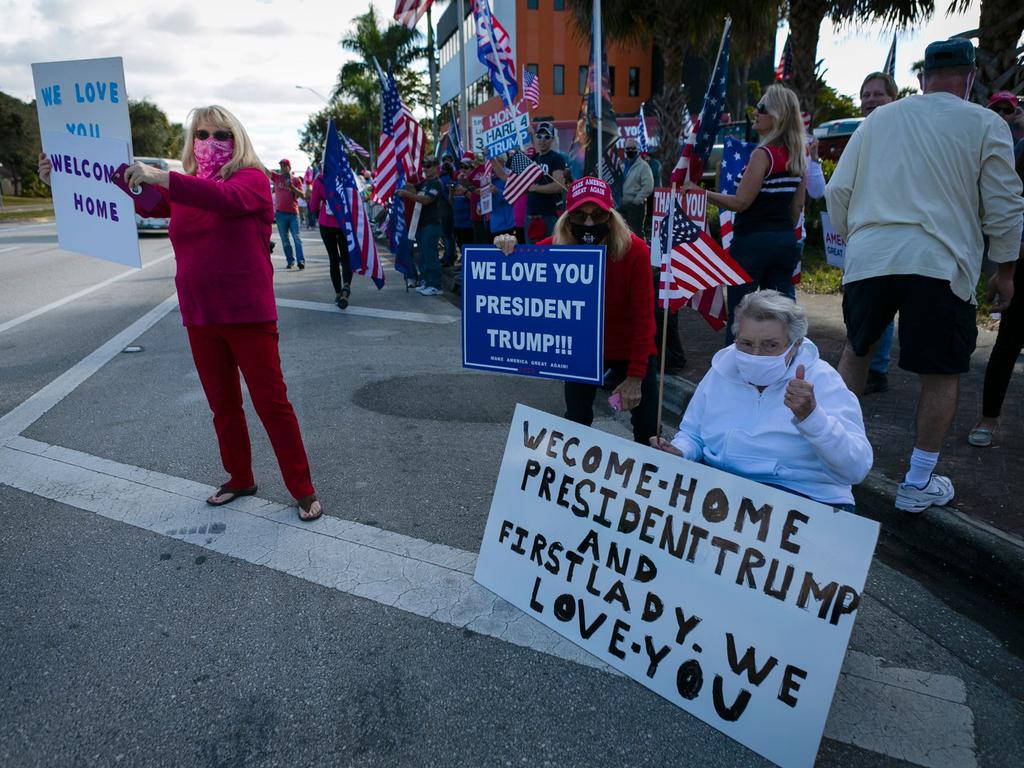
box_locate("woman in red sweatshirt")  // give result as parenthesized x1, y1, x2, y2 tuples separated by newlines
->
(123, 105, 322, 521)
(494, 177, 658, 444)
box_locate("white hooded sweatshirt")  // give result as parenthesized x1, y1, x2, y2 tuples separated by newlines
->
(670, 339, 873, 506)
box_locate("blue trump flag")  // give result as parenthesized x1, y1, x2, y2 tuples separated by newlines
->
(323, 120, 385, 287)
(461, 244, 606, 383)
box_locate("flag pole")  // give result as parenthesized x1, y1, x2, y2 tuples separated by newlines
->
(593, 0, 604, 181)
(655, 182, 677, 441)
(457, 0, 470, 150)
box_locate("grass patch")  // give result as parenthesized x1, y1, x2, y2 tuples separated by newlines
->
(0, 195, 53, 208)
(0, 207, 54, 223)
(798, 243, 843, 295)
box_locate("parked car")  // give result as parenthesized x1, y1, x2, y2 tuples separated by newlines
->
(812, 117, 865, 162)
(134, 157, 183, 232)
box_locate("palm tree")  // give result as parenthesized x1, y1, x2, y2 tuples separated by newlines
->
(787, 0, 939, 114)
(950, 2, 1024, 98)
(566, 1, 777, 172)
(332, 6, 429, 163)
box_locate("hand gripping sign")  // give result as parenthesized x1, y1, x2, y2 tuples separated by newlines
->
(475, 405, 879, 768)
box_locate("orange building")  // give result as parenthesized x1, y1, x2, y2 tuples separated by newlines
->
(437, 0, 655, 151)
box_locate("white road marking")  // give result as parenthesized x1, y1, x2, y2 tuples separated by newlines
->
(0, 434, 977, 768)
(0, 250, 175, 336)
(0, 246, 18, 254)
(0, 294, 178, 444)
(277, 297, 458, 325)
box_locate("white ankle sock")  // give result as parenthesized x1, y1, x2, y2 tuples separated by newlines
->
(904, 448, 939, 489)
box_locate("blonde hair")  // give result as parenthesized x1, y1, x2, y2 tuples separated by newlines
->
(181, 105, 267, 179)
(551, 207, 633, 260)
(757, 85, 806, 177)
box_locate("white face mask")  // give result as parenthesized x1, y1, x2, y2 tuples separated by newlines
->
(734, 342, 796, 386)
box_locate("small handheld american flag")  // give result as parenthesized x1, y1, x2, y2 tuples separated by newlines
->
(502, 150, 545, 205)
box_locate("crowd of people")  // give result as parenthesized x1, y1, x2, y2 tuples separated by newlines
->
(34, 37, 1024, 520)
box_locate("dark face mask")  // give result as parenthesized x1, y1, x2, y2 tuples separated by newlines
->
(625, 150, 638, 159)
(570, 221, 610, 244)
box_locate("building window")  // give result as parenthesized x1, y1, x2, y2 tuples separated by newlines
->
(578, 66, 588, 95)
(553, 64, 564, 95)
(527, 0, 538, 8)
(554, 0, 565, 9)
(526, 63, 538, 77)
(607, 66, 615, 97)
(629, 67, 640, 97)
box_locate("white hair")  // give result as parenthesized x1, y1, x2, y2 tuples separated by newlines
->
(732, 289, 808, 343)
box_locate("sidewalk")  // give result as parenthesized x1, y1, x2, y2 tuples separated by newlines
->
(661, 291, 1024, 597)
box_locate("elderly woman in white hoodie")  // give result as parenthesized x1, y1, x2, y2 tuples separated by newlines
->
(651, 290, 872, 511)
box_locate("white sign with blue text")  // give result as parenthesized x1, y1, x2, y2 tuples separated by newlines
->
(32, 57, 132, 151)
(43, 131, 141, 268)
(462, 245, 605, 384)
(475, 404, 879, 768)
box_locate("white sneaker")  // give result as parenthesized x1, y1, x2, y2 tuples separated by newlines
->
(415, 285, 429, 295)
(419, 286, 442, 296)
(895, 474, 955, 513)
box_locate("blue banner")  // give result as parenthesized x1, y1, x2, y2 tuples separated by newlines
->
(462, 245, 606, 383)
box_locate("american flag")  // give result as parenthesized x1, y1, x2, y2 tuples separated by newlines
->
(325, 122, 385, 288)
(502, 150, 544, 205)
(373, 66, 425, 204)
(448, 103, 463, 159)
(657, 194, 750, 311)
(637, 102, 650, 155)
(883, 33, 897, 79)
(775, 34, 793, 81)
(393, 0, 432, 29)
(522, 66, 540, 109)
(670, 19, 730, 184)
(472, 0, 518, 106)
(718, 136, 755, 252)
(343, 135, 370, 158)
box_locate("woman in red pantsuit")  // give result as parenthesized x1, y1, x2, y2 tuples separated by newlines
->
(122, 105, 323, 520)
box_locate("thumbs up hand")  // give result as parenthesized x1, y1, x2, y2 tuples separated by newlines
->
(784, 364, 816, 422)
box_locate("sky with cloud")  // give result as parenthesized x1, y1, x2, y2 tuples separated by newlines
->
(2, 0, 982, 171)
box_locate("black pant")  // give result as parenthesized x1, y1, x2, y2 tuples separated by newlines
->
(652, 270, 687, 370)
(319, 225, 352, 294)
(619, 202, 646, 238)
(725, 229, 800, 344)
(983, 263, 1024, 418)
(564, 357, 660, 445)
(454, 226, 475, 255)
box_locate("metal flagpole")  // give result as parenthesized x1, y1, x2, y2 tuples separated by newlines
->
(655, 183, 677, 441)
(427, 5, 440, 148)
(593, 0, 603, 181)
(457, 0, 470, 152)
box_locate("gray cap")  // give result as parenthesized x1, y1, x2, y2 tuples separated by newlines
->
(923, 38, 976, 71)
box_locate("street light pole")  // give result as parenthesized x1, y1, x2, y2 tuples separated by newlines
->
(294, 85, 330, 104)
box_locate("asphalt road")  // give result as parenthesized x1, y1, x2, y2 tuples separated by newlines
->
(1, 222, 1022, 768)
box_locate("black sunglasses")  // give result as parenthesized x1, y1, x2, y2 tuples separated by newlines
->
(195, 129, 232, 141)
(756, 103, 769, 115)
(991, 105, 1016, 115)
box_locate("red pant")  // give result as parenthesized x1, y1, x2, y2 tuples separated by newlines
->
(186, 322, 314, 500)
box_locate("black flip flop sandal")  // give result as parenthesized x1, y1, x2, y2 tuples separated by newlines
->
(297, 495, 323, 522)
(206, 484, 258, 506)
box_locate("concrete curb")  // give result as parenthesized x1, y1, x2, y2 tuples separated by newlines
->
(659, 374, 1024, 599)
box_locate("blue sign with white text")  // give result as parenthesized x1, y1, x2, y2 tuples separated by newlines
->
(462, 245, 605, 383)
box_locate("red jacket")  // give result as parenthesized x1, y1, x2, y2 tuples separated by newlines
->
(309, 177, 340, 228)
(539, 232, 657, 377)
(138, 168, 276, 327)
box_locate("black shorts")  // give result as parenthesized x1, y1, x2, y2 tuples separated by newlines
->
(842, 275, 977, 375)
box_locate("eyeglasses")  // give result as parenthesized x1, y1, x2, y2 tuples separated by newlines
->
(536, 133, 553, 140)
(568, 209, 611, 224)
(195, 130, 232, 141)
(991, 105, 1016, 115)
(756, 103, 769, 115)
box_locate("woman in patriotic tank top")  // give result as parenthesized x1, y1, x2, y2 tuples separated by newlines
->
(688, 84, 807, 344)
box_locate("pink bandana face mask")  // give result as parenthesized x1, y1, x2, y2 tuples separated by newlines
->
(193, 136, 235, 179)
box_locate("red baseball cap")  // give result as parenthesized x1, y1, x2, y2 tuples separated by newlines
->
(565, 176, 614, 213)
(461, 151, 475, 162)
(988, 91, 1020, 109)
(279, 158, 291, 167)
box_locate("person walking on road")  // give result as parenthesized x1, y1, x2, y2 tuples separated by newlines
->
(494, 177, 659, 445)
(687, 84, 807, 344)
(271, 159, 305, 269)
(309, 171, 353, 309)
(40, 105, 324, 521)
(825, 39, 1023, 513)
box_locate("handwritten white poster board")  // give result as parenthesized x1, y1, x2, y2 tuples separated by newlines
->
(475, 404, 879, 768)
(32, 57, 132, 149)
(43, 131, 141, 268)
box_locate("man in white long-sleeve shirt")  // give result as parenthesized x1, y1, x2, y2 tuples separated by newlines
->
(825, 38, 1024, 514)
